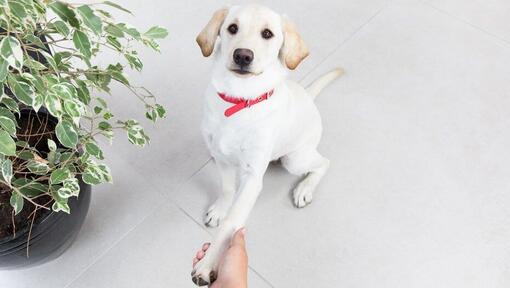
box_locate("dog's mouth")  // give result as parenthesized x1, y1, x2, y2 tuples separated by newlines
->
(229, 68, 262, 78)
(230, 68, 254, 77)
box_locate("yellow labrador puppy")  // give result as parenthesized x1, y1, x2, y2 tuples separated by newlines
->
(192, 4, 343, 285)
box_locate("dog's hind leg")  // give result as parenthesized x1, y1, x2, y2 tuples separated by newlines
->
(282, 149, 330, 208)
(204, 161, 236, 227)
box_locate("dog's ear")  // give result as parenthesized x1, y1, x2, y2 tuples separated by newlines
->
(196, 8, 229, 57)
(280, 16, 309, 70)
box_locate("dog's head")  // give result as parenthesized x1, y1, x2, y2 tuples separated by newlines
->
(196, 5, 308, 78)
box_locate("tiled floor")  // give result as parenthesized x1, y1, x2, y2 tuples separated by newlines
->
(2, 0, 510, 287)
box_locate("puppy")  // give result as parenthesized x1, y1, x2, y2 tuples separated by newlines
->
(192, 4, 343, 286)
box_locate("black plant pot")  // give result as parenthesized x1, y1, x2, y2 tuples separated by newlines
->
(0, 109, 92, 270)
(0, 183, 91, 270)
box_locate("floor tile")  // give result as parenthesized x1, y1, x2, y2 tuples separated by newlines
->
(67, 201, 272, 288)
(426, 0, 510, 44)
(177, 1, 510, 287)
(0, 152, 166, 287)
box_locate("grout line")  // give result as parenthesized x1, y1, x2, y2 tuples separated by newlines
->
(423, 1, 510, 48)
(64, 200, 168, 288)
(185, 157, 213, 182)
(298, 1, 392, 84)
(248, 267, 276, 288)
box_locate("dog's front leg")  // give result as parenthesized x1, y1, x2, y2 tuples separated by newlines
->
(192, 161, 267, 286)
(204, 160, 237, 227)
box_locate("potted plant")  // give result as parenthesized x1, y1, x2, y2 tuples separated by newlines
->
(0, 0, 167, 269)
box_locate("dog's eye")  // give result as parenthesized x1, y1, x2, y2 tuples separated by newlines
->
(227, 24, 238, 35)
(261, 29, 273, 39)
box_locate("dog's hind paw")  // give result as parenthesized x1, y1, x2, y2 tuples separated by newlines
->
(293, 180, 314, 208)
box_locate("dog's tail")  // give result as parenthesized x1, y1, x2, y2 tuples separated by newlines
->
(306, 68, 344, 100)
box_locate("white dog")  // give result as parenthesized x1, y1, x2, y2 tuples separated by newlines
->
(192, 4, 343, 286)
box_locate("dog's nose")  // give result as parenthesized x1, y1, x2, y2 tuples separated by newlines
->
(233, 48, 254, 67)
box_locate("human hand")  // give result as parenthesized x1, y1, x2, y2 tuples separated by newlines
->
(192, 228, 248, 288)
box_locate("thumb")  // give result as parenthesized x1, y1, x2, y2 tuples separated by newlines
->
(230, 228, 246, 248)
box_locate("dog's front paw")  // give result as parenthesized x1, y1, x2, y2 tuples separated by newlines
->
(204, 202, 228, 227)
(293, 179, 314, 208)
(191, 250, 218, 286)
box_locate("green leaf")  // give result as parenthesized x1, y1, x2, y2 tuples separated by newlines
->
(85, 141, 104, 160)
(143, 26, 168, 39)
(98, 121, 111, 131)
(64, 100, 83, 118)
(49, 1, 80, 28)
(24, 58, 48, 70)
(0, 36, 23, 70)
(55, 120, 78, 148)
(23, 35, 47, 50)
(50, 20, 70, 36)
(73, 30, 92, 59)
(47, 139, 57, 151)
(142, 38, 160, 52)
(96, 97, 107, 108)
(33, 94, 43, 112)
(124, 53, 143, 71)
(85, 71, 111, 91)
(155, 104, 166, 118)
(103, 111, 113, 120)
(17, 150, 33, 160)
(1, 159, 13, 184)
(63, 177, 80, 196)
(8, 0, 27, 19)
(52, 201, 70, 213)
(82, 167, 101, 184)
(0, 107, 16, 124)
(27, 160, 49, 175)
(83, 162, 111, 185)
(101, 1, 132, 14)
(50, 167, 71, 184)
(10, 192, 23, 215)
(13, 179, 48, 197)
(97, 164, 112, 182)
(0, 95, 19, 114)
(45, 92, 62, 118)
(118, 23, 141, 40)
(51, 83, 77, 100)
(0, 130, 16, 156)
(12, 80, 35, 106)
(57, 187, 74, 198)
(77, 5, 103, 35)
(126, 120, 149, 147)
(0, 116, 16, 137)
(0, 59, 8, 82)
(110, 70, 129, 85)
(106, 36, 122, 51)
(75, 80, 90, 104)
(105, 24, 124, 38)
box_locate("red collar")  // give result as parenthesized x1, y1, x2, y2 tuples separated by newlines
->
(217, 89, 274, 117)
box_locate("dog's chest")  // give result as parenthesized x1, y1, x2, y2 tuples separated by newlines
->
(202, 117, 271, 164)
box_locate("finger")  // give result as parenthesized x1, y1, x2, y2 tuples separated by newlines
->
(230, 228, 246, 248)
(202, 243, 210, 251)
